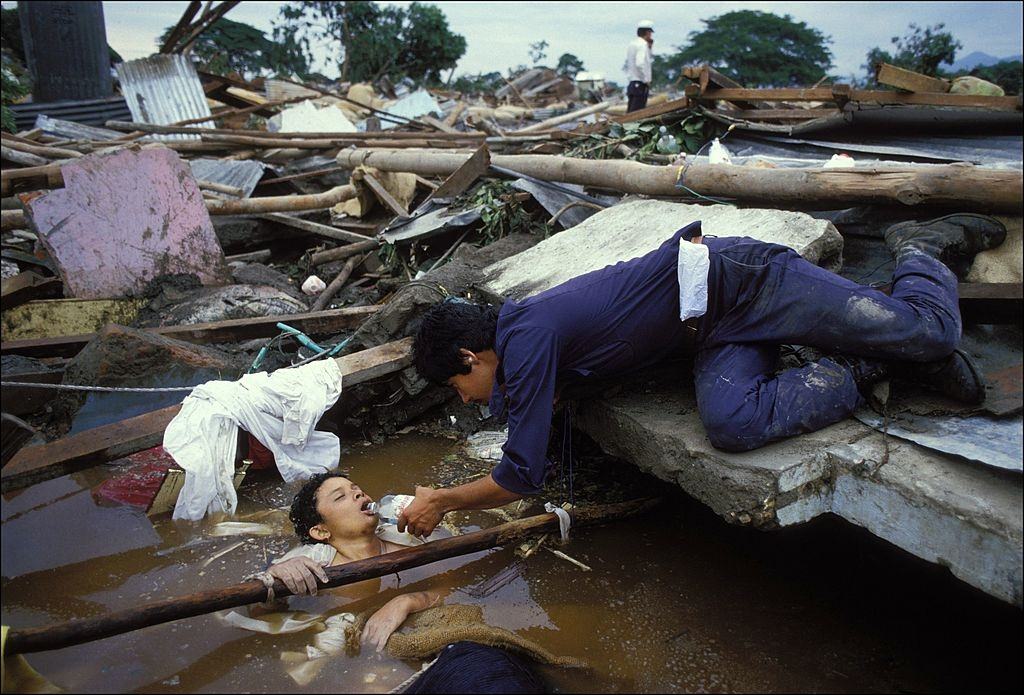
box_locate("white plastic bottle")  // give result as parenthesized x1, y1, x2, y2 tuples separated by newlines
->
(367, 494, 416, 524)
(656, 125, 680, 154)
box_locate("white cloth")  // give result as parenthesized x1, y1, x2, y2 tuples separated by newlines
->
(677, 238, 710, 321)
(164, 359, 343, 520)
(544, 503, 572, 541)
(624, 37, 652, 84)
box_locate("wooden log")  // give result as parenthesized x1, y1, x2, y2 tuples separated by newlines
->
(311, 253, 366, 312)
(335, 149, 1023, 212)
(0, 306, 379, 358)
(310, 239, 380, 267)
(1, 146, 50, 167)
(3, 497, 658, 655)
(514, 100, 616, 134)
(2, 208, 27, 230)
(224, 249, 271, 264)
(105, 121, 486, 140)
(0, 137, 83, 159)
(0, 338, 413, 493)
(159, 0, 202, 53)
(205, 185, 356, 215)
(876, 63, 951, 93)
(257, 212, 371, 244)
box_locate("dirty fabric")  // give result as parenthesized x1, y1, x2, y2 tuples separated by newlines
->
(693, 237, 961, 452)
(404, 641, 546, 694)
(1, 625, 62, 693)
(164, 359, 343, 520)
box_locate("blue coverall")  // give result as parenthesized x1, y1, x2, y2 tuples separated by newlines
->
(488, 222, 961, 495)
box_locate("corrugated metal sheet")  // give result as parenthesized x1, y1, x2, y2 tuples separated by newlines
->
(188, 159, 266, 199)
(265, 79, 320, 102)
(10, 96, 131, 131)
(115, 54, 214, 141)
(34, 114, 122, 141)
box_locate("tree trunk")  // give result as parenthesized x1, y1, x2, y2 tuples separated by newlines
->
(335, 150, 1024, 212)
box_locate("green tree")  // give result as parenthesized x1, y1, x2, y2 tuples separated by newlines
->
(670, 10, 832, 87)
(555, 53, 585, 78)
(451, 71, 504, 94)
(159, 17, 309, 80)
(969, 59, 1023, 95)
(274, 1, 466, 85)
(528, 40, 549, 66)
(863, 23, 962, 82)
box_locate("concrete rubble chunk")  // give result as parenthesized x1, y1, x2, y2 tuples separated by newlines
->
(480, 199, 843, 301)
(23, 147, 230, 299)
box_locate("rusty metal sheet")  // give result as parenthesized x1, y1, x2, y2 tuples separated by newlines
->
(115, 54, 214, 141)
(23, 148, 230, 299)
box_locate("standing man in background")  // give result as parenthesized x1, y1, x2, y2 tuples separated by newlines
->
(625, 19, 654, 112)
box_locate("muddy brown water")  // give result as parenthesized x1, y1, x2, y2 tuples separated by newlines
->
(2, 433, 1021, 693)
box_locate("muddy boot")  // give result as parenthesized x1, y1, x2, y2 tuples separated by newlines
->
(884, 213, 1007, 278)
(900, 349, 986, 405)
(826, 354, 891, 397)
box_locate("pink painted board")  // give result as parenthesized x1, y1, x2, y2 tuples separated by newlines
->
(24, 147, 230, 299)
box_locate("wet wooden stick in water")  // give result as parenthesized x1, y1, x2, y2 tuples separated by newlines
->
(4, 498, 658, 655)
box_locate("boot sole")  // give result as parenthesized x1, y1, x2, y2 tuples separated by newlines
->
(912, 213, 1007, 253)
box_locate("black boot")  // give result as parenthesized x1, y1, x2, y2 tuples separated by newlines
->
(900, 349, 986, 405)
(827, 354, 891, 397)
(884, 213, 1007, 278)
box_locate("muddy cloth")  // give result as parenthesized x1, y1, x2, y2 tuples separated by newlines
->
(694, 238, 960, 451)
(403, 641, 545, 694)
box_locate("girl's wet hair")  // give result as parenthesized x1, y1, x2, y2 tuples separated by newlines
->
(289, 471, 348, 544)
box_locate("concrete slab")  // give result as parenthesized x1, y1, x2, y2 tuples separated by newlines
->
(480, 199, 843, 300)
(24, 147, 230, 299)
(576, 382, 1023, 606)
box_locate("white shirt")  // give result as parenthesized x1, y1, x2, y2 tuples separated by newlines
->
(625, 37, 652, 84)
(677, 239, 710, 322)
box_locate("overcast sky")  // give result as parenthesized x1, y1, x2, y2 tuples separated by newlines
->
(8, 1, 1023, 83)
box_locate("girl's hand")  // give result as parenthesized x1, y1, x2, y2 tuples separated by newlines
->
(266, 556, 329, 596)
(362, 596, 414, 653)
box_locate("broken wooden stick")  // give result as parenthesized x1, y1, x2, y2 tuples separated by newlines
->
(336, 149, 1023, 212)
(513, 100, 616, 134)
(3, 497, 659, 655)
(310, 239, 380, 267)
(204, 184, 357, 215)
(311, 253, 367, 312)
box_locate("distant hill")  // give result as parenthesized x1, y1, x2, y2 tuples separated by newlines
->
(949, 51, 1023, 72)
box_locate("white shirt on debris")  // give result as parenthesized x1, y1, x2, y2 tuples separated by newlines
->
(625, 36, 652, 84)
(678, 238, 710, 322)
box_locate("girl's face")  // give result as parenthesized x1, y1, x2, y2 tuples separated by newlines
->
(310, 476, 377, 542)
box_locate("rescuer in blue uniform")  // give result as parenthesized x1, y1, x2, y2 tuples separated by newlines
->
(397, 215, 1006, 536)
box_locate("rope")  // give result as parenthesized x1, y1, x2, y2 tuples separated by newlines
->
(0, 381, 197, 393)
(388, 655, 440, 694)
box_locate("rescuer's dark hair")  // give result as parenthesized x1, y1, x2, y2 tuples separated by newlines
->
(413, 300, 500, 385)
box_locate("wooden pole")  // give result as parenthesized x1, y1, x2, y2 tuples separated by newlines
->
(310, 238, 379, 266)
(513, 100, 616, 134)
(205, 184, 357, 215)
(335, 149, 1024, 212)
(311, 253, 366, 311)
(3, 498, 659, 655)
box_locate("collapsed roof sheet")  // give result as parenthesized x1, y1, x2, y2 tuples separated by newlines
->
(116, 54, 215, 141)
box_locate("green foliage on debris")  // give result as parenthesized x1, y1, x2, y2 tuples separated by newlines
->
(1, 62, 30, 134)
(451, 71, 505, 95)
(556, 53, 586, 79)
(458, 180, 551, 245)
(661, 11, 833, 88)
(565, 114, 719, 161)
(864, 23, 962, 82)
(275, 1, 466, 85)
(160, 17, 310, 80)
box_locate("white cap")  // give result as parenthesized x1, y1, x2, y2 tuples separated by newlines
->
(637, 19, 655, 30)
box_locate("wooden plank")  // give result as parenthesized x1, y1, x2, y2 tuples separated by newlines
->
(876, 63, 951, 93)
(0, 306, 379, 358)
(430, 143, 491, 200)
(615, 96, 689, 123)
(682, 65, 768, 110)
(958, 282, 1023, 324)
(721, 109, 841, 121)
(697, 87, 1020, 109)
(1, 271, 62, 310)
(361, 173, 409, 217)
(418, 115, 460, 134)
(0, 337, 413, 493)
(257, 212, 371, 244)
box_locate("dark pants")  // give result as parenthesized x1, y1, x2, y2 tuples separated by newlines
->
(404, 641, 545, 694)
(694, 237, 960, 452)
(626, 81, 649, 112)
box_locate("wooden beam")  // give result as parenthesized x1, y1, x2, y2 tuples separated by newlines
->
(682, 65, 768, 110)
(257, 212, 373, 244)
(876, 63, 951, 93)
(615, 96, 689, 123)
(0, 306, 378, 358)
(360, 172, 409, 218)
(719, 109, 841, 121)
(0, 338, 413, 493)
(958, 282, 1023, 324)
(697, 87, 1020, 109)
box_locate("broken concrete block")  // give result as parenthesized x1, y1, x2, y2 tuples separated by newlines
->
(966, 215, 1022, 283)
(52, 324, 240, 436)
(480, 200, 843, 301)
(23, 147, 230, 299)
